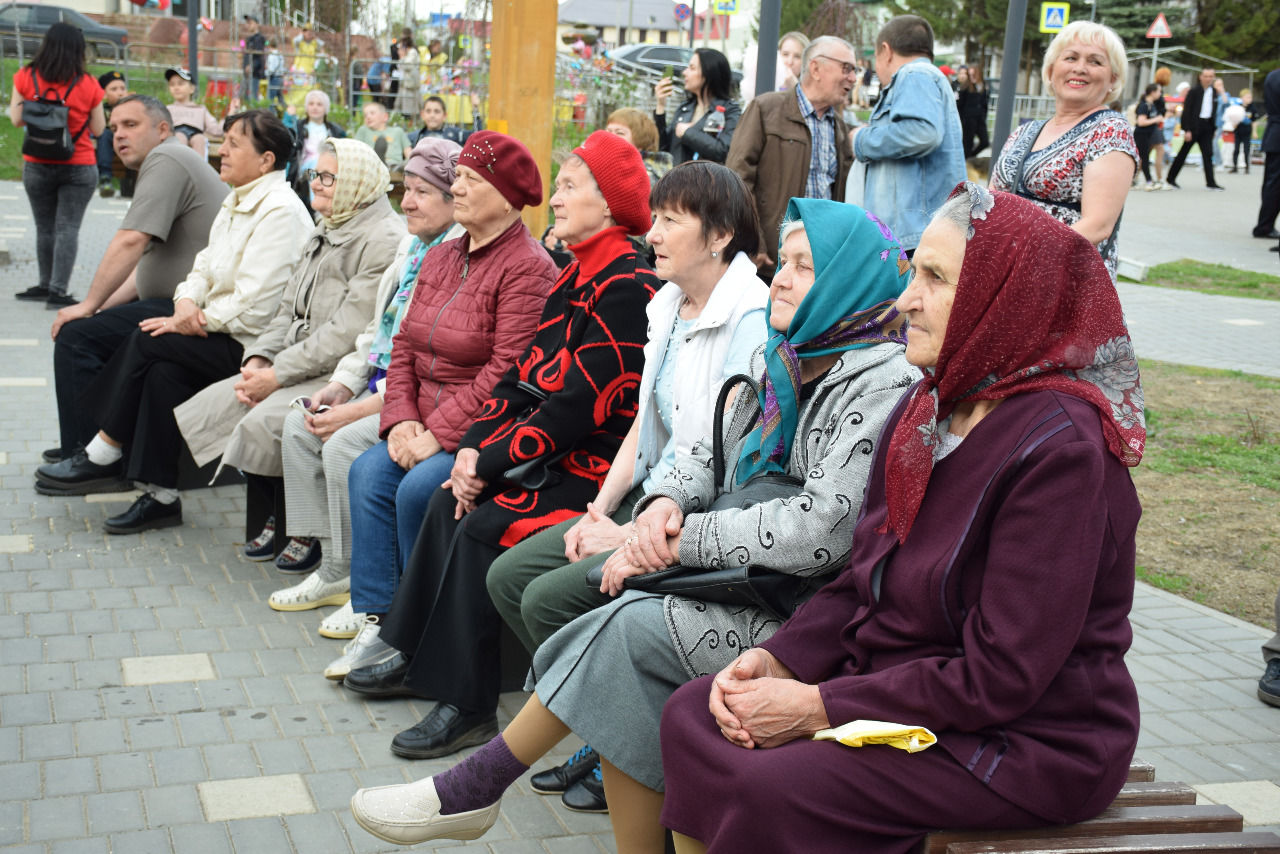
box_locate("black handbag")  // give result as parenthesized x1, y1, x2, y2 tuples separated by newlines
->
(586, 374, 806, 619)
(501, 381, 570, 491)
(22, 71, 87, 161)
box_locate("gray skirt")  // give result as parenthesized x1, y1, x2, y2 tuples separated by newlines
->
(531, 591, 684, 791)
(530, 590, 782, 791)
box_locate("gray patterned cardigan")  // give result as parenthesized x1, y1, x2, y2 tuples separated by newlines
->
(634, 340, 916, 679)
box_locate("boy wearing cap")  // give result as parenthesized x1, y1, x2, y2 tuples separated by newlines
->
(96, 70, 131, 196)
(165, 67, 223, 158)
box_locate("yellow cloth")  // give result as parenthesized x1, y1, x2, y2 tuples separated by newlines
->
(812, 720, 938, 753)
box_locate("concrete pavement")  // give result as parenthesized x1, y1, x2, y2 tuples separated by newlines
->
(1, 177, 1278, 852)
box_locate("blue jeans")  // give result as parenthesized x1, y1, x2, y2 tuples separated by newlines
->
(347, 441, 455, 614)
(22, 161, 97, 297)
(96, 129, 114, 180)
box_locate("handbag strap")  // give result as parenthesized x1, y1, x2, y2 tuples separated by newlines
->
(712, 373, 762, 488)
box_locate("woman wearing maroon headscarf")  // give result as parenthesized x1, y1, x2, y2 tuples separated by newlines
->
(657, 183, 1146, 854)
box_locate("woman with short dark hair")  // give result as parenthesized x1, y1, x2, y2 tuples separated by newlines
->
(653, 47, 740, 165)
(8, 22, 106, 307)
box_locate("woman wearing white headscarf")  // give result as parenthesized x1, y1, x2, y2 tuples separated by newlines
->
(175, 138, 404, 490)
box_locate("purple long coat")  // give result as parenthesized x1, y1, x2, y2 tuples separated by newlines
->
(660, 389, 1142, 853)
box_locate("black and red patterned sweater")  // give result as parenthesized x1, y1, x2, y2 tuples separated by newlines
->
(456, 225, 659, 546)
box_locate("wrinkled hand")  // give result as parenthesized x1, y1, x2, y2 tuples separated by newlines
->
(710, 650, 824, 750)
(400, 428, 441, 469)
(139, 298, 207, 338)
(304, 399, 364, 442)
(309, 381, 354, 410)
(51, 301, 94, 340)
(627, 497, 683, 571)
(386, 420, 424, 469)
(596, 541, 659, 597)
(442, 447, 485, 519)
(564, 502, 630, 563)
(234, 363, 280, 406)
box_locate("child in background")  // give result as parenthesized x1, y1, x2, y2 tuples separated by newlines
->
(266, 41, 286, 107)
(353, 101, 411, 167)
(165, 67, 223, 158)
(96, 70, 130, 196)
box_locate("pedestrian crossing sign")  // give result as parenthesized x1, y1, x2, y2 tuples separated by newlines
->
(713, 0, 737, 12)
(1039, 2, 1069, 33)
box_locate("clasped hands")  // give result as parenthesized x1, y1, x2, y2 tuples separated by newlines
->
(301, 381, 358, 442)
(138, 297, 207, 339)
(234, 356, 280, 407)
(595, 496, 683, 597)
(385, 419, 442, 471)
(709, 648, 830, 750)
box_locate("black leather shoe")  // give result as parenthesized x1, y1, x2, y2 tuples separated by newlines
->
(530, 745, 600, 795)
(104, 494, 182, 535)
(15, 285, 49, 301)
(343, 652, 423, 699)
(561, 764, 608, 813)
(1260, 659, 1280, 708)
(46, 293, 76, 309)
(41, 447, 68, 464)
(1254, 229, 1280, 240)
(390, 703, 498, 760)
(36, 450, 123, 493)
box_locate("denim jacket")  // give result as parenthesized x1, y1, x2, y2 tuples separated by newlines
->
(855, 57, 965, 250)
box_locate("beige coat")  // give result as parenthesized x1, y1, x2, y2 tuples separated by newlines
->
(172, 170, 314, 349)
(175, 195, 404, 477)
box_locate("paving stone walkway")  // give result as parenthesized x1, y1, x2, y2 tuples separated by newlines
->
(1, 178, 1278, 852)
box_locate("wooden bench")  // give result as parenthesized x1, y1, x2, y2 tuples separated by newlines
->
(917, 760, 1280, 854)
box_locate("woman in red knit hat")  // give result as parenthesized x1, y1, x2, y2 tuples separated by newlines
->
(340, 130, 661, 761)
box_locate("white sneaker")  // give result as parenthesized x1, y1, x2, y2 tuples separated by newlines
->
(350, 776, 500, 845)
(323, 614, 395, 680)
(317, 599, 363, 639)
(268, 573, 350, 612)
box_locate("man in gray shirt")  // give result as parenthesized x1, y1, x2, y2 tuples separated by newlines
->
(45, 95, 228, 468)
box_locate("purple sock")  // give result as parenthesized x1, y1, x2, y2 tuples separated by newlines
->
(433, 734, 528, 815)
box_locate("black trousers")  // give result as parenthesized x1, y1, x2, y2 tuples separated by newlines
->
(961, 114, 989, 160)
(1256, 151, 1280, 236)
(380, 485, 507, 715)
(1135, 133, 1155, 183)
(1166, 126, 1219, 188)
(53, 298, 173, 454)
(1232, 128, 1252, 170)
(89, 328, 243, 489)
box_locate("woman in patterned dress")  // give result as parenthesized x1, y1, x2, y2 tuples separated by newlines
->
(347, 197, 917, 852)
(989, 21, 1137, 281)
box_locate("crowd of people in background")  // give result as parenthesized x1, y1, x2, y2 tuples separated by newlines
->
(6, 10, 1280, 854)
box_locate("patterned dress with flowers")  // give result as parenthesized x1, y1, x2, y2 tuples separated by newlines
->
(990, 110, 1138, 281)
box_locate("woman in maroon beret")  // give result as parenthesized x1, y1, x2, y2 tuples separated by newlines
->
(341, 130, 662, 760)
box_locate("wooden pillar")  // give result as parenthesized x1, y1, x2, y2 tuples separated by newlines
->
(489, 0, 558, 236)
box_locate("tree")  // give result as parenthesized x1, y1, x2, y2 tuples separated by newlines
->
(1192, 0, 1280, 75)
(1097, 1, 1189, 49)
(780, 0, 826, 35)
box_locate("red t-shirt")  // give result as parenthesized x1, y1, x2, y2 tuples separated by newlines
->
(15, 66, 104, 165)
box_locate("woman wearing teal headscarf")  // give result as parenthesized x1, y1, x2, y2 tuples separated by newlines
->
(348, 198, 918, 853)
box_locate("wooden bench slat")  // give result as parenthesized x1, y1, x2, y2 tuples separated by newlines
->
(919, 806, 1244, 854)
(1127, 760, 1157, 783)
(945, 831, 1280, 854)
(1113, 782, 1199, 807)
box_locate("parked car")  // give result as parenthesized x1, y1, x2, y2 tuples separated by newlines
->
(0, 2, 128, 60)
(606, 42, 742, 85)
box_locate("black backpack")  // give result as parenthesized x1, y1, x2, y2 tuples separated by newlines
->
(22, 70, 87, 161)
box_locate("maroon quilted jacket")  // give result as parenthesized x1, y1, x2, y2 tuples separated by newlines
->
(379, 219, 556, 450)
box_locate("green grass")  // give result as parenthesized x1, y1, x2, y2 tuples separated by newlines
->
(1136, 564, 1193, 594)
(1139, 361, 1280, 491)
(1123, 259, 1280, 301)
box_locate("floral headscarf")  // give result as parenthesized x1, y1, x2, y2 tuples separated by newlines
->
(882, 183, 1145, 542)
(320, 138, 391, 228)
(735, 198, 909, 485)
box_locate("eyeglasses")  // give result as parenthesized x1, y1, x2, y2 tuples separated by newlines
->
(814, 55, 857, 77)
(305, 169, 336, 187)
